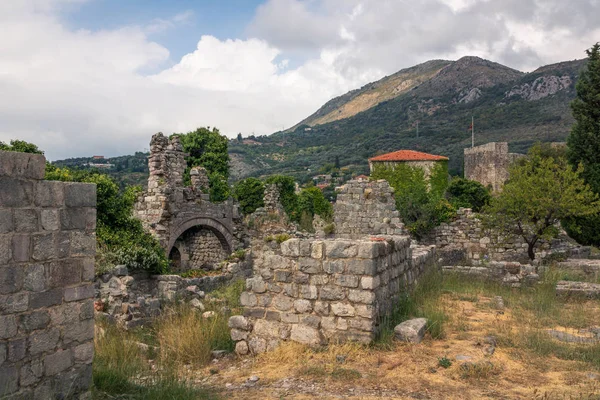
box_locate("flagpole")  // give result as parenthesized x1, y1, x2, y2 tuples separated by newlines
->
(471, 115, 474, 148)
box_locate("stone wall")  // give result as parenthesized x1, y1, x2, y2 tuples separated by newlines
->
(172, 227, 228, 272)
(0, 150, 96, 399)
(463, 142, 524, 193)
(95, 260, 252, 329)
(425, 208, 583, 264)
(228, 236, 436, 354)
(134, 133, 247, 263)
(333, 180, 405, 238)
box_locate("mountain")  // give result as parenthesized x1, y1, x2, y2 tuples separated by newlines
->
(229, 56, 586, 180)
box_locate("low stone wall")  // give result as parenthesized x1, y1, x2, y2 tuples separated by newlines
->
(95, 261, 252, 328)
(425, 208, 583, 264)
(334, 180, 405, 238)
(228, 236, 436, 354)
(556, 281, 600, 299)
(0, 150, 95, 399)
(441, 261, 540, 287)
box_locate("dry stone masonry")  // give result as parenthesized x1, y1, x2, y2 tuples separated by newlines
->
(134, 133, 247, 271)
(0, 150, 95, 399)
(334, 180, 405, 238)
(463, 142, 524, 193)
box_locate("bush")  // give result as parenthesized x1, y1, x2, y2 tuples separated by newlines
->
(264, 175, 299, 220)
(562, 214, 600, 246)
(232, 177, 265, 215)
(446, 177, 491, 212)
(298, 186, 333, 221)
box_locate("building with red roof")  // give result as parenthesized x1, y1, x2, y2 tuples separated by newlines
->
(368, 149, 449, 179)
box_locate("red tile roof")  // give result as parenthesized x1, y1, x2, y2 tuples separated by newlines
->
(369, 150, 448, 162)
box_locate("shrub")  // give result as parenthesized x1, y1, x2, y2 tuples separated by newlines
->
(298, 187, 333, 221)
(438, 356, 452, 369)
(446, 178, 491, 212)
(232, 177, 265, 215)
(264, 175, 299, 220)
(323, 223, 335, 235)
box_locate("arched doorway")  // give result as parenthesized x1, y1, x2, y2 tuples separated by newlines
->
(169, 225, 231, 271)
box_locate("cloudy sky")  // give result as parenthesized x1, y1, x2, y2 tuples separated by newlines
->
(1, 0, 598, 160)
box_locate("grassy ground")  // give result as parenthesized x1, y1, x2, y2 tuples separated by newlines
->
(92, 279, 245, 399)
(93, 270, 600, 399)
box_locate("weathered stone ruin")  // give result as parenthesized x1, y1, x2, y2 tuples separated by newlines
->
(0, 150, 95, 399)
(229, 180, 436, 354)
(134, 132, 247, 271)
(463, 142, 524, 192)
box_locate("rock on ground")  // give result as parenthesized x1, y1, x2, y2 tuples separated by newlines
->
(394, 318, 428, 343)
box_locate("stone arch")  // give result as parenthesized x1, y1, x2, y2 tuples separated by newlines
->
(167, 217, 234, 260)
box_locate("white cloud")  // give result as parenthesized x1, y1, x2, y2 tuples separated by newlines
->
(0, 0, 598, 160)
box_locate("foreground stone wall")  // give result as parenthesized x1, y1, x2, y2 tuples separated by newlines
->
(228, 236, 436, 354)
(334, 180, 405, 238)
(425, 208, 584, 264)
(0, 150, 96, 399)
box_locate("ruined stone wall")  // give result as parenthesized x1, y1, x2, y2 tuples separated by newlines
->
(334, 180, 405, 238)
(425, 208, 583, 264)
(134, 133, 247, 259)
(175, 228, 227, 271)
(464, 142, 510, 193)
(228, 236, 436, 354)
(0, 150, 95, 399)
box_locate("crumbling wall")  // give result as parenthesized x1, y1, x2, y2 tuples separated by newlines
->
(0, 150, 95, 399)
(228, 236, 436, 354)
(425, 208, 584, 264)
(334, 180, 405, 238)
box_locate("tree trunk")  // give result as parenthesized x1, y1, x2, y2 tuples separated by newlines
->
(527, 241, 536, 261)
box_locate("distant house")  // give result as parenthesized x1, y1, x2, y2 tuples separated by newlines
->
(368, 150, 449, 179)
(316, 182, 329, 191)
(354, 174, 369, 182)
(92, 155, 104, 160)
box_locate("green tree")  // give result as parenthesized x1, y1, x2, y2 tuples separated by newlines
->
(233, 177, 265, 215)
(446, 178, 491, 212)
(298, 187, 333, 221)
(0, 139, 44, 154)
(482, 144, 600, 260)
(564, 43, 600, 246)
(175, 127, 230, 201)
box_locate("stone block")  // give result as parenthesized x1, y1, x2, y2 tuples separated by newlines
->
(319, 285, 345, 300)
(347, 259, 376, 275)
(323, 260, 345, 274)
(280, 238, 300, 257)
(0, 235, 11, 265)
(299, 284, 318, 300)
(231, 329, 248, 341)
(310, 274, 329, 285)
(24, 264, 46, 292)
(0, 315, 17, 339)
(273, 295, 294, 311)
(294, 299, 312, 313)
(0, 365, 18, 396)
(290, 324, 324, 345)
(29, 328, 60, 355)
(0, 264, 23, 294)
(69, 231, 96, 257)
(0, 177, 33, 207)
(298, 257, 322, 274)
(19, 310, 51, 332)
(64, 183, 97, 207)
(311, 241, 324, 259)
(64, 284, 94, 302)
(20, 359, 44, 387)
(0, 342, 5, 365)
(8, 338, 26, 362)
(0, 292, 29, 313)
(243, 308, 265, 318)
(34, 180, 64, 207)
(394, 318, 428, 343)
(355, 304, 376, 319)
(274, 270, 292, 282)
(299, 240, 312, 257)
(73, 342, 94, 363)
(293, 273, 309, 284)
(360, 276, 380, 290)
(14, 209, 38, 232)
(253, 319, 281, 338)
(82, 258, 95, 282)
(331, 302, 355, 317)
(248, 337, 267, 354)
(12, 234, 30, 262)
(47, 260, 82, 288)
(348, 289, 376, 304)
(357, 242, 379, 259)
(348, 318, 373, 332)
(228, 315, 251, 331)
(61, 208, 95, 231)
(321, 317, 336, 331)
(32, 233, 57, 261)
(0, 210, 13, 234)
(240, 292, 258, 307)
(314, 301, 329, 316)
(40, 209, 60, 231)
(45, 349, 73, 376)
(235, 340, 249, 355)
(63, 319, 94, 343)
(326, 241, 358, 258)
(302, 315, 321, 328)
(335, 275, 359, 288)
(265, 310, 280, 321)
(280, 313, 299, 323)
(29, 288, 63, 309)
